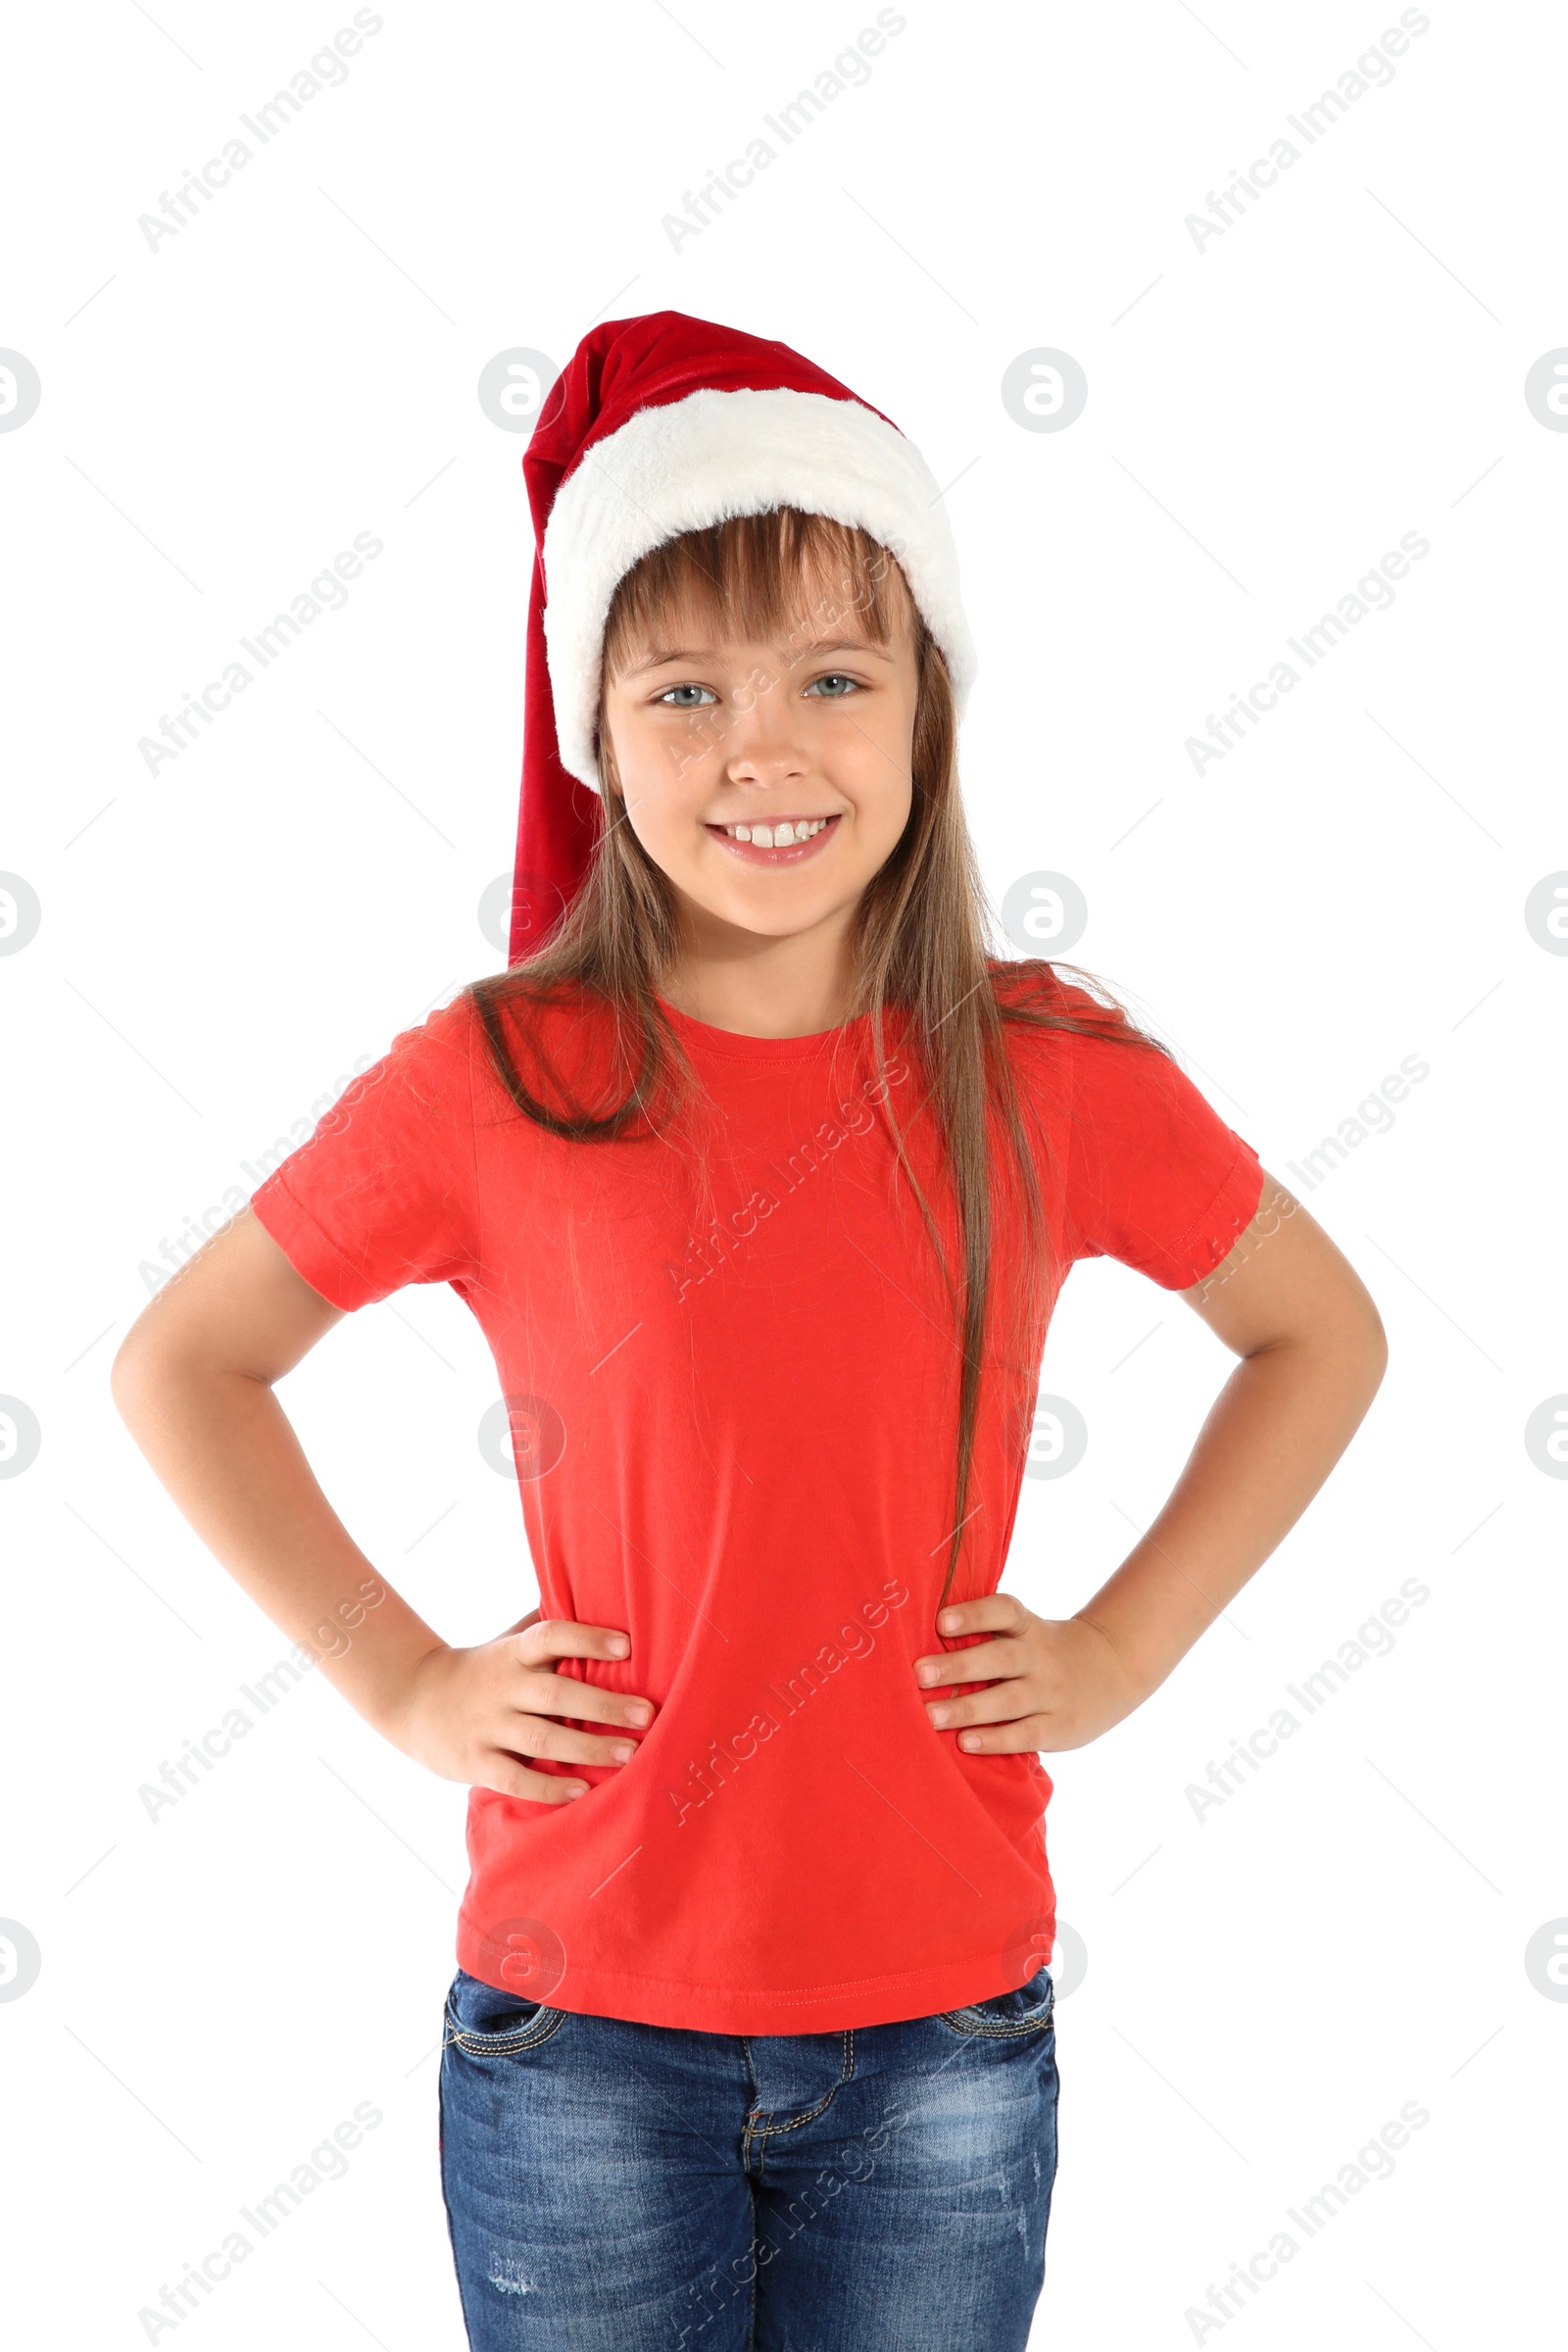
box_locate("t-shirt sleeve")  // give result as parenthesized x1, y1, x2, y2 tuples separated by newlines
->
(1063, 995, 1265, 1290)
(248, 994, 480, 1311)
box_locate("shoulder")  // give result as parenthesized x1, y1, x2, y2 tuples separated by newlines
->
(989, 958, 1171, 1077)
(458, 974, 651, 1127)
(412, 989, 484, 1056)
(373, 990, 482, 1102)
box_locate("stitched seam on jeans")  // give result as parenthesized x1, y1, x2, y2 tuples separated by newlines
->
(740, 2036, 763, 2177)
(745, 2030, 855, 2143)
(750, 2085, 839, 2141)
(935, 2005, 1054, 2040)
(443, 2006, 569, 2055)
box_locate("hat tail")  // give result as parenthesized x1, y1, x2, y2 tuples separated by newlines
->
(508, 550, 603, 963)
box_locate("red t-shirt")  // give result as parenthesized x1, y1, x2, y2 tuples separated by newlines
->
(249, 967, 1263, 2032)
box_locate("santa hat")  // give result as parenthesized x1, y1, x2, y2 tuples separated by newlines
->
(508, 309, 977, 962)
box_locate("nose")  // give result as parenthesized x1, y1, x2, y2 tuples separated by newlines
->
(720, 674, 810, 790)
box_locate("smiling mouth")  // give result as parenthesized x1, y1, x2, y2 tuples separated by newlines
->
(704, 812, 842, 863)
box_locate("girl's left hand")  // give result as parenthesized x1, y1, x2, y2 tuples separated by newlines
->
(913, 1593, 1144, 1753)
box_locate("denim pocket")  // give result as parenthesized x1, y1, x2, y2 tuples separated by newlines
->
(443, 1965, 569, 2056)
(936, 1965, 1055, 2039)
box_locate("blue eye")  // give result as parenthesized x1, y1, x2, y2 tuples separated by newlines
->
(658, 684, 717, 708)
(807, 673, 860, 698)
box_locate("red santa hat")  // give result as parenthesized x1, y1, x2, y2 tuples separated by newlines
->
(508, 309, 978, 962)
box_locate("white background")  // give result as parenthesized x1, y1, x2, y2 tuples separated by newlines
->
(2, 0, 1564, 2343)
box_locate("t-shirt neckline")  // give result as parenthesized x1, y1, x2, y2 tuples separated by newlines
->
(652, 992, 886, 1062)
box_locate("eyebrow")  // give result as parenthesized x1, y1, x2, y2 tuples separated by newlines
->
(623, 635, 895, 678)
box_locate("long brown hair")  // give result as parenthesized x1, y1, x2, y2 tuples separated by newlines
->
(462, 508, 1171, 1615)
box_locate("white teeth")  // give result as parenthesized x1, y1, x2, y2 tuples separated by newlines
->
(722, 817, 829, 846)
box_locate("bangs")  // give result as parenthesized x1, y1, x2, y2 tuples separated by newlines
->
(600, 507, 917, 685)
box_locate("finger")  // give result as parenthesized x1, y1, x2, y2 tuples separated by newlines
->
(474, 1752, 590, 1803)
(936, 1592, 1026, 1640)
(501, 1604, 543, 1638)
(514, 1670, 655, 1731)
(514, 1617, 632, 1666)
(952, 1715, 1052, 1755)
(499, 1712, 646, 1769)
(913, 1636, 1026, 1690)
(923, 1681, 1040, 1733)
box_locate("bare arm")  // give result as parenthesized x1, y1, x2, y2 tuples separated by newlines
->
(110, 1207, 656, 1799)
(1066, 1170, 1387, 1703)
(912, 1172, 1390, 1747)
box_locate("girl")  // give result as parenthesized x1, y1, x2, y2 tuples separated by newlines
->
(112, 312, 1387, 2352)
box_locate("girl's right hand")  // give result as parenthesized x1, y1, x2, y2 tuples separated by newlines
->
(387, 1607, 656, 1802)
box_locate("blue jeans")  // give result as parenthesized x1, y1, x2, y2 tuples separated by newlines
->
(438, 1963, 1059, 2350)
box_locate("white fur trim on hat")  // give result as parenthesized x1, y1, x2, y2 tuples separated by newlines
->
(540, 384, 977, 789)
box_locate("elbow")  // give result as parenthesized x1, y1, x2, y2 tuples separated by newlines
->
(110, 1310, 175, 1429)
(1369, 1299, 1390, 1365)
(1331, 1261, 1390, 1397)
(1261, 1291, 1389, 1407)
(109, 1328, 153, 1429)
(1366, 1312, 1390, 1396)
(1348, 1296, 1390, 1408)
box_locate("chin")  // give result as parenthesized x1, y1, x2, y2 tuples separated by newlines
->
(720, 901, 828, 937)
